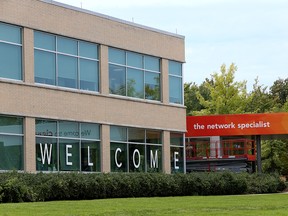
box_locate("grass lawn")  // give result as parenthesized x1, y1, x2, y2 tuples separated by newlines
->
(0, 193, 288, 216)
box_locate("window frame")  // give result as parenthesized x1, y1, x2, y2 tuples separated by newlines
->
(0, 22, 23, 81)
(34, 31, 100, 92)
(108, 47, 161, 101)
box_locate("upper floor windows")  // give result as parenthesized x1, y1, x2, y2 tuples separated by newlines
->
(34, 31, 99, 92)
(0, 22, 22, 80)
(169, 60, 183, 104)
(109, 48, 161, 101)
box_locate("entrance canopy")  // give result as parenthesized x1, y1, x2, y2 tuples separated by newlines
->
(186, 112, 288, 137)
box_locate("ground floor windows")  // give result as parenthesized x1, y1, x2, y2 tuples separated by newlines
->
(35, 119, 100, 172)
(0, 115, 23, 170)
(110, 126, 162, 173)
(170, 133, 185, 173)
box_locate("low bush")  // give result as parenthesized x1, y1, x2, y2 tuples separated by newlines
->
(0, 171, 285, 203)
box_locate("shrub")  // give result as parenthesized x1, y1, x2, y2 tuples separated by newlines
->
(0, 171, 285, 203)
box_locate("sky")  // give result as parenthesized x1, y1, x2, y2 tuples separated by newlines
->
(55, 0, 288, 91)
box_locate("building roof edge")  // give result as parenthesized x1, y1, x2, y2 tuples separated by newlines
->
(40, 0, 185, 39)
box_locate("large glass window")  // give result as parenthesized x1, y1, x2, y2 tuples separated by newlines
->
(170, 133, 185, 173)
(110, 126, 162, 173)
(0, 22, 22, 80)
(109, 48, 161, 101)
(35, 119, 100, 172)
(34, 31, 99, 92)
(169, 61, 183, 104)
(0, 116, 24, 170)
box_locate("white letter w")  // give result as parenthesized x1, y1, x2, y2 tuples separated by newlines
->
(40, 143, 52, 165)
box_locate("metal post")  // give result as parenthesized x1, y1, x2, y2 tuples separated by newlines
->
(256, 135, 262, 173)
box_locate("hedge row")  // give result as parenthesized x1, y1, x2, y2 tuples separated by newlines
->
(0, 171, 286, 203)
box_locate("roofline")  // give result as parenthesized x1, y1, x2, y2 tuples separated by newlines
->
(40, 0, 185, 39)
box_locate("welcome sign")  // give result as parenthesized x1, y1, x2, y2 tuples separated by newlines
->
(186, 112, 288, 137)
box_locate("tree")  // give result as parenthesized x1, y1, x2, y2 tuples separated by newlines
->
(184, 81, 211, 115)
(245, 77, 275, 113)
(194, 63, 248, 115)
(262, 139, 288, 175)
(270, 78, 288, 106)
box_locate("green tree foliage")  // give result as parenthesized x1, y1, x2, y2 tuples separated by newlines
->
(184, 81, 211, 115)
(270, 78, 288, 106)
(245, 78, 275, 113)
(193, 63, 248, 115)
(262, 140, 288, 176)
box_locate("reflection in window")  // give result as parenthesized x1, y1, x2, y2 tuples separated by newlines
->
(0, 115, 23, 171)
(110, 126, 162, 173)
(0, 22, 22, 80)
(170, 133, 184, 173)
(169, 61, 183, 104)
(109, 48, 161, 101)
(35, 119, 100, 172)
(34, 31, 99, 92)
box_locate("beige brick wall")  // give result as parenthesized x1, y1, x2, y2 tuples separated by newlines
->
(24, 117, 36, 172)
(0, 82, 186, 131)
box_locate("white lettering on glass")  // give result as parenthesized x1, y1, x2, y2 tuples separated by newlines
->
(66, 144, 72, 166)
(115, 148, 122, 168)
(87, 146, 93, 166)
(40, 143, 52, 165)
(150, 150, 158, 168)
(174, 151, 179, 169)
(133, 149, 141, 168)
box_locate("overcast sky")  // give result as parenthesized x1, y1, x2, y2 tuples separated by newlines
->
(55, 0, 288, 91)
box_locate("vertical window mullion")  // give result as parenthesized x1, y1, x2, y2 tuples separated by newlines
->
(77, 41, 80, 89)
(55, 36, 58, 86)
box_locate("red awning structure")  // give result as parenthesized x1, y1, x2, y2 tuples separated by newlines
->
(186, 112, 288, 137)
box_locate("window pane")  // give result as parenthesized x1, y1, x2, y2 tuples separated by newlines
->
(146, 130, 162, 144)
(109, 64, 126, 95)
(59, 121, 79, 138)
(127, 68, 144, 98)
(128, 128, 145, 143)
(145, 72, 160, 101)
(36, 137, 58, 171)
(80, 123, 100, 140)
(79, 41, 98, 59)
(59, 139, 80, 171)
(145, 56, 160, 72)
(34, 50, 56, 85)
(0, 135, 23, 170)
(170, 133, 184, 146)
(169, 76, 183, 104)
(0, 43, 22, 80)
(36, 119, 57, 137)
(34, 31, 55, 51)
(146, 145, 162, 172)
(109, 48, 125, 65)
(127, 52, 142, 68)
(110, 126, 127, 141)
(0, 23, 21, 44)
(0, 116, 23, 134)
(129, 144, 145, 172)
(58, 37, 77, 55)
(169, 61, 182, 76)
(58, 55, 77, 88)
(170, 147, 184, 173)
(110, 142, 127, 172)
(81, 141, 100, 172)
(80, 59, 98, 91)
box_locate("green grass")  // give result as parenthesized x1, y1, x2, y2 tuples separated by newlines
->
(0, 194, 288, 216)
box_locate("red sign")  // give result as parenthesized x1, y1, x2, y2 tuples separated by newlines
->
(186, 112, 288, 137)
